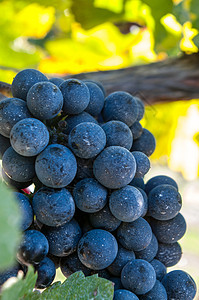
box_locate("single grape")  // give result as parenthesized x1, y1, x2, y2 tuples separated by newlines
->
(131, 128, 156, 157)
(73, 178, 107, 213)
(17, 230, 49, 265)
(109, 185, 145, 222)
(162, 270, 197, 300)
(35, 257, 56, 289)
(121, 259, 156, 295)
(11, 69, 48, 100)
(155, 242, 182, 267)
(117, 217, 152, 251)
(68, 122, 106, 159)
(150, 213, 186, 244)
(10, 118, 49, 157)
(60, 79, 90, 115)
(2, 147, 35, 182)
(35, 144, 77, 188)
(42, 219, 82, 257)
(101, 120, 133, 150)
(27, 81, 63, 120)
(102, 91, 138, 126)
(77, 229, 118, 270)
(93, 146, 136, 189)
(148, 184, 182, 220)
(32, 187, 75, 227)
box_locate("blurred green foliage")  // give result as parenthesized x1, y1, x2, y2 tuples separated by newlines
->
(0, 182, 21, 271)
(0, 0, 199, 178)
(0, 0, 198, 82)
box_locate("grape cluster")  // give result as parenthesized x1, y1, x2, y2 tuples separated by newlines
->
(0, 68, 197, 299)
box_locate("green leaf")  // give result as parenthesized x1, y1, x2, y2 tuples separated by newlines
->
(1, 266, 37, 300)
(173, 1, 190, 25)
(71, 0, 122, 29)
(193, 33, 199, 47)
(142, 0, 173, 47)
(27, 272, 114, 300)
(67, 274, 114, 299)
(0, 182, 21, 271)
(190, 0, 199, 29)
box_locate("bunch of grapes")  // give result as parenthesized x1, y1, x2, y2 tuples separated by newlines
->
(0, 69, 197, 299)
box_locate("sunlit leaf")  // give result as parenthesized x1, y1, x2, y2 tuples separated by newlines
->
(15, 3, 55, 39)
(124, 0, 155, 30)
(94, 0, 124, 13)
(161, 14, 182, 36)
(180, 21, 198, 53)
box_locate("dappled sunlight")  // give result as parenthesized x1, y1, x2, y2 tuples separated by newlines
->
(181, 22, 198, 53)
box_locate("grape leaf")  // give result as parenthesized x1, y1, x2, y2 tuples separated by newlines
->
(142, 0, 173, 47)
(190, 0, 199, 29)
(173, 1, 190, 25)
(1, 266, 37, 300)
(40, 272, 114, 300)
(0, 181, 21, 271)
(25, 271, 114, 300)
(67, 274, 114, 299)
(71, 0, 122, 29)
